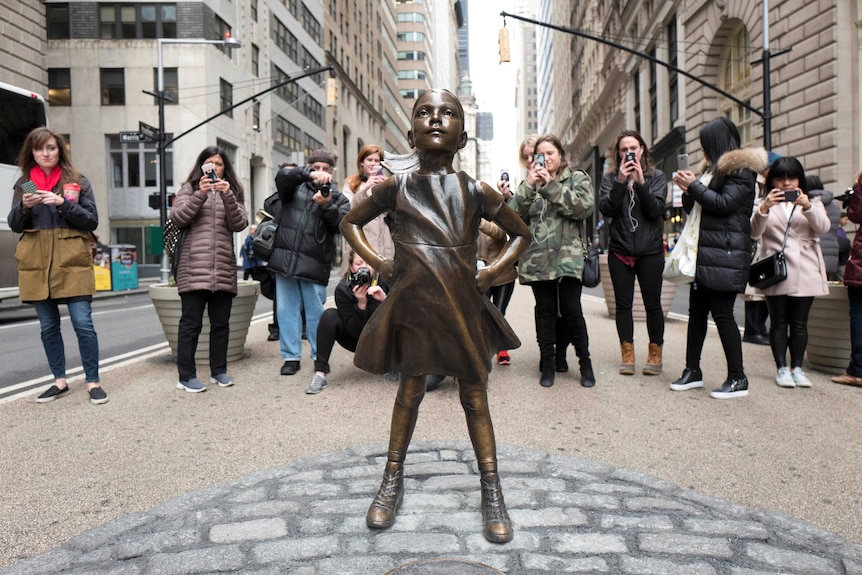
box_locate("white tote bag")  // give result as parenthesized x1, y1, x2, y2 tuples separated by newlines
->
(663, 202, 701, 284)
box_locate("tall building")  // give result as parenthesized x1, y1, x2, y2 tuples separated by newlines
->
(0, 0, 46, 90)
(40, 0, 328, 273)
(513, 0, 539, 148)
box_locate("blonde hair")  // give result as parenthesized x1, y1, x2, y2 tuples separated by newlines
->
(518, 134, 540, 170)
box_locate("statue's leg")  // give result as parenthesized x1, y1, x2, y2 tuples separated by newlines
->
(366, 373, 426, 529)
(458, 379, 513, 544)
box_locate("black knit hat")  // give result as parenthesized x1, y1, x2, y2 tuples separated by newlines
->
(306, 149, 336, 166)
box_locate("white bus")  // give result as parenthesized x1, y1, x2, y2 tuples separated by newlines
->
(0, 82, 48, 300)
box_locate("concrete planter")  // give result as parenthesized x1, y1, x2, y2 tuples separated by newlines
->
(598, 253, 678, 320)
(148, 281, 260, 363)
(806, 283, 851, 374)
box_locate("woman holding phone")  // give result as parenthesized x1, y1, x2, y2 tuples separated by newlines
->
(170, 146, 248, 393)
(750, 156, 829, 388)
(598, 130, 668, 376)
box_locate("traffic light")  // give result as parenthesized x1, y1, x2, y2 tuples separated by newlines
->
(325, 77, 338, 107)
(498, 27, 511, 63)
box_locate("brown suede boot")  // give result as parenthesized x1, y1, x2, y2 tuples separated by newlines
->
(366, 461, 404, 529)
(619, 342, 635, 375)
(643, 343, 663, 375)
(480, 472, 513, 543)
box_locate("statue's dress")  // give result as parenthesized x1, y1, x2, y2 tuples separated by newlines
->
(354, 171, 521, 382)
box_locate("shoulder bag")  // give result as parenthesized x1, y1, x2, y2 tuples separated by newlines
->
(579, 219, 601, 288)
(164, 218, 187, 280)
(749, 206, 796, 290)
(252, 209, 278, 261)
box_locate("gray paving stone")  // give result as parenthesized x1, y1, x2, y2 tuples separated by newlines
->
(550, 533, 628, 554)
(417, 511, 482, 532)
(227, 486, 268, 503)
(147, 546, 244, 575)
(508, 507, 589, 527)
(309, 497, 370, 515)
(68, 565, 141, 575)
(421, 474, 484, 491)
(728, 568, 796, 575)
(252, 536, 340, 564)
(317, 556, 397, 575)
(330, 464, 385, 480)
(609, 469, 679, 492)
(503, 476, 568, 492)
(277, 481, 343, 498)
(546, 491, 620, 510)
(373, 533, 461, 554)
(521, 553, 609, 572)
(619, 556, 718, 575)
(599, 514, 674, 531)
(209, 518, 287, 543)
(745, 542, 839, 575)
(637, 533, 733, 558)
(623, 496, 704, 515)
(546, 456, 615, 476)
(226, 500, 302, 520)
(400, 492, 465, 512)
(464, 531, 543, 553)
(1, 549, 78, 575)
(406, 461, 471, 476)
(583, 482, 646, 495)
(682, 518, 770, 540)
(66, 513, 153, 552)
(115, 529, 201, 560)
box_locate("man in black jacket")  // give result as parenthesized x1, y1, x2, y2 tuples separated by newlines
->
(269, 150, 350, 376)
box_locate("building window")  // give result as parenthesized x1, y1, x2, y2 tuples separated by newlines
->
(214, 16, 234, 56)
(281, 0, 298, 17)
(397, 32, 426, 43)
(400, 89, 421, 99)
(273, 65, 300, 102)
(397, 70, 426, 80)
(48, 68, 72, 106)
(251, 44, 260, 77)
(100, 68, 125, 105)
(253, 101, 261, 131)
(272, 16, 298, 62)
(273, 115, 302, 152)
(667, 17, 678, 127)
(649, 45, 658, 141)
(46, 4, 70, 39)
(152, 68, 178, 105)
(251, 0, 258, 21)
(397, 12, 425, 23)
(301, 4, 322, 44)
(300, 48, 323, 81)
(99, 3, 176, 39)
(397, 51, 426, 61)
(720, 24, 752, 146)
(633, 71, 641, 133)
(220, 79, 233, 117)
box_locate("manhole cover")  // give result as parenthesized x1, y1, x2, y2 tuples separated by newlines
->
(385, 558, 504, 575)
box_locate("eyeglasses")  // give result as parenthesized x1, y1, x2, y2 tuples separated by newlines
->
(310, 163, 334, 174)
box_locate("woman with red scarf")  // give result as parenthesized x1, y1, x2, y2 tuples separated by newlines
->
(7, 127, 106, 405)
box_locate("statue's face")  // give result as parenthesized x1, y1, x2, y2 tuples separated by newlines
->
(408, 90, 465, 153)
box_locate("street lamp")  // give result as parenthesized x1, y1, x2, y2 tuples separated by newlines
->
(155, 36, 242, 283)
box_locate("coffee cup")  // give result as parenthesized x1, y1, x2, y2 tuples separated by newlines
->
(63, 183, 80, 202)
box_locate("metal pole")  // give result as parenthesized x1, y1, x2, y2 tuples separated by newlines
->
(157, 39, 170, 283)
(762, 0, 772, 150)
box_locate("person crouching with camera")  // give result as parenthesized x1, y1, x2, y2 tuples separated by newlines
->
(306, 250, 388, 394)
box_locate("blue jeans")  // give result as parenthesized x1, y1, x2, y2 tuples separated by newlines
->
(275, 275, 326, 361)
(34, 299, 99, 383)
(848, 286, 862, 377)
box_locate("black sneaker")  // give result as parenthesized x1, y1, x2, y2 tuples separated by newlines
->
(36, 385, 69, 403)
(670, 368, 704, 391)
(710, 377, 749, 399)
(88, 386, 109, 405)
(280, 360, 300, 376)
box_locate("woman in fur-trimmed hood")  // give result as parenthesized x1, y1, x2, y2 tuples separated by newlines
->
(671, 117, 767, 400)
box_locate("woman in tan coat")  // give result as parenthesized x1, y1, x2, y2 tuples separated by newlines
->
(750, 156, 829, 388)
(170, 146, 248, 392)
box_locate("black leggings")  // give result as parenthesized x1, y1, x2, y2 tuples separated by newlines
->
(177, 290, 233, 381)
(313, 308, 359, 373)
(765, 295, 814, 369)
(486, 281, 515, 316)
(607, 251, 665, 344)
(686, 284, 744, 379)
(530, 277, 590, 361)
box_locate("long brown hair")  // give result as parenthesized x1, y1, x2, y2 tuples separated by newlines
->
(345, 144, 383, 193)
(17, 127, 81, 188)
(183, 146, 245, 202)
(534, 134, 569, 177)
(518, 134, 540, 170)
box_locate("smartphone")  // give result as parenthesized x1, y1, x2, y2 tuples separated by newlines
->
(782, 189, 800, 202)
(500, 169, 510, 182)
(677, 153, 690, 171)
(534, 153, 545, 168)
(625, 151, 637, 163)
(375, 167, 384, 177)
(21, 181, 38, 195)
(201, 162, 217, 182)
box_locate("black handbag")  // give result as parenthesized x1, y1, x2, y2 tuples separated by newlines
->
(252, 218, 278, 261)
(579, 220, 601, 288)
(163, 218, 187, 280)
(749, 206, 795, 290)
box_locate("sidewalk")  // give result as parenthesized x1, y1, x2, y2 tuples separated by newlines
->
(2, 287, 862, 573)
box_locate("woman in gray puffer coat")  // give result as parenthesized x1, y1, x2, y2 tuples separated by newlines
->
(671, 117, 767, 400)
(170, 146, 249, 393)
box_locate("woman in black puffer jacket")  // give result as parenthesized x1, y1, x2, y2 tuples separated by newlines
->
(671, 117, 767, 400)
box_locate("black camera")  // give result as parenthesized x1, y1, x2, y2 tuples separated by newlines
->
(348, 267, 372, 289)
(625, 152, 636, 163)
(316, 182, 331, 197)
(836, 187, 855, 209)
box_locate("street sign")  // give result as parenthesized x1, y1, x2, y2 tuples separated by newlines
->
(139, 121, 160, 139)
(119, 131, 146, 143)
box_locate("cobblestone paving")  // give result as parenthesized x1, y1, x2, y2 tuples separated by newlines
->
(5, 441, 862, 575)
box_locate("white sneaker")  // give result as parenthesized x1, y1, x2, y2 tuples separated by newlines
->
(775, 367, 794, 388)
(791, 367, 812, 388)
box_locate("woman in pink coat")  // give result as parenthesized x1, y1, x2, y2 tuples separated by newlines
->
(751, 157, 829, 388)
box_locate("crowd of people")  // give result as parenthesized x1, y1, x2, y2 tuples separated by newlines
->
(10, 111, 862, 411)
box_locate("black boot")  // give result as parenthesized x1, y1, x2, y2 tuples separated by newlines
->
(579, 357, 596, 388)
(539, 359, 555, 388)
(535, 308, 557, 388)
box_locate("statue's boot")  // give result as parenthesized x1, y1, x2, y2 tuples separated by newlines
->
(480, 472, 513, 543)
(366, 461, 404, 529)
